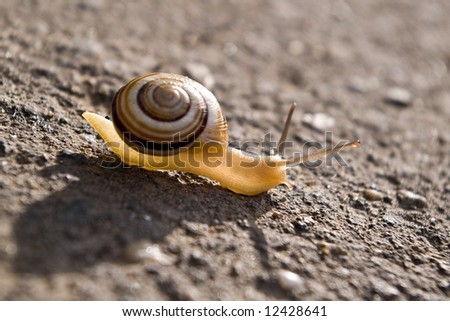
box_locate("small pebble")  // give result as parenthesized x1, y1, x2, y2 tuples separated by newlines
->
(58, 117, 69, 125)
(271, 239, 289, 251)
(271, 211, 282, 219)
(0, 140, 12, 157)
(180, 220, 207, 236)
(184, 62, 215, 89)
(383, 214, 398, 226)
(292, 217, 314, 232)
(52, 173, 80, 182)
(318, 242, 347, 256)
(371, 278, 400, 299)
(77, 39, 104, 57)
(0, 107, 6, 121)
(81, 133, 98, 145)
(363, 189, 384, 201)
(353, 198, 366, 210)
(230, 261, 245, 277)
(397, 190, 428, 209)
(437, 281, 450, 295)
(41, 124, 55, 133)
(303, 113, 335, 131)
(330, 244, 348, 256)
(96, 81, 114, 97)
(59, 149, 77, 157)
(383, 196, 393, 204)
(282, 221, 295, 234)
(384, 87, 412, 107)
(317, 242, 331, 255)
(237, 218, 250, 229)
(275, 269, 304, 291)
(123, 241, 174, 265)
(189, 250, 208, 267)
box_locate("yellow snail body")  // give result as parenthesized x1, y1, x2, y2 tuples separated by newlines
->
(83, 73, 360, 195)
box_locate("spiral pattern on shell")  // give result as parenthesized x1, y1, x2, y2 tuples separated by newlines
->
(111, 73, 228, 155)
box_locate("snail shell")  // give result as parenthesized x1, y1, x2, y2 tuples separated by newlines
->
(112, 73, 228, 155)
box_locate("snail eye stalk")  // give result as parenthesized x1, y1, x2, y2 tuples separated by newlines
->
(277, 102, 297, 156)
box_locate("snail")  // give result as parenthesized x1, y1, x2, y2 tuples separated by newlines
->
(83, 72, 360, 195)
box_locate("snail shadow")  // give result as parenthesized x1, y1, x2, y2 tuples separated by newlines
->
(13, 152, 273, 275)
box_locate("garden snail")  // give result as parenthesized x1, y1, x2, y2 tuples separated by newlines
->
(83, 72, 360, 195)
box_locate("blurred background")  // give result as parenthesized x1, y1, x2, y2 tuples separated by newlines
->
(0, 0, 448, 300)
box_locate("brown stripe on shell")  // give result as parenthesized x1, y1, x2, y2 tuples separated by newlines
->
(111, 75, 209, 156)
(118, 76, 206, 141)
(137, 82, 191, 122)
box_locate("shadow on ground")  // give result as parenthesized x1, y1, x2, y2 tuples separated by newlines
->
(13, 152, 273, 274)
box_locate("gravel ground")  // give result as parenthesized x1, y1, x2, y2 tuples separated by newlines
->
(0, 0, 449, 300)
